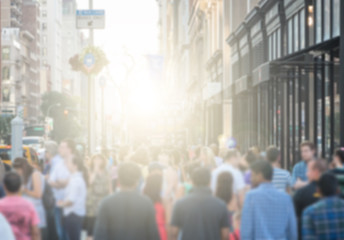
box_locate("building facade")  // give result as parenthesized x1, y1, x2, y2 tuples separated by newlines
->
(159, 0, 343, 166)
(40, 0, 62, 92)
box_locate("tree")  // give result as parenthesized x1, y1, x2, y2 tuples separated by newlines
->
(41, 91, 82, 142)
(0, 115, 14, 144)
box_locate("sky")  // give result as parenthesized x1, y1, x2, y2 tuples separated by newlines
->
(76, 0, 161, 120)
(76, 0, 159, 55)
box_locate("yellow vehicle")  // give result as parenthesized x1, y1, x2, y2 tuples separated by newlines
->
(0, 145, 40, 167)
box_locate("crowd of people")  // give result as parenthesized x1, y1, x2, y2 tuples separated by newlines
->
(0, 139, 344, 240)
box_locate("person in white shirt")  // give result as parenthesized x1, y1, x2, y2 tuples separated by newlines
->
(211, 149, 245, 209)
(0, 213, 15, 240)
(57, 155, 87, 240)
(48, 139, 75, 240)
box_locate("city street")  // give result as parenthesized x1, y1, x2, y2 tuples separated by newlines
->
(0, 0, 344, 240)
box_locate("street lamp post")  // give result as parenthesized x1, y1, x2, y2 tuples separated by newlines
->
(99, 76, 106, 154)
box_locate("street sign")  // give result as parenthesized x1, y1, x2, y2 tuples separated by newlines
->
(76, 10, 105, 29)
(83, 53, 96, 72)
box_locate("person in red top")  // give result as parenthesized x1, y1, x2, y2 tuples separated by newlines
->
(229, 212, 241, 240)
(144, 173, 168, 240)
(0, 172, 41, 240)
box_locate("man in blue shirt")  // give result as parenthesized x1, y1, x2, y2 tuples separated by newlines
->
(302, 173, 344, 240)
(292, 141, 316, 190)
(241, 160, 297, 240)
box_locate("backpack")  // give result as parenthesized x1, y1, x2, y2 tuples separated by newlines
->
(42, 179, 55, 210)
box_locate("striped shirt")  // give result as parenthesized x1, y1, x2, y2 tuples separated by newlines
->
(272, 167, 292, 192)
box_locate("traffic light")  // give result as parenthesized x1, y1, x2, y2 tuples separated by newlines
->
(64, 110, 69, 117)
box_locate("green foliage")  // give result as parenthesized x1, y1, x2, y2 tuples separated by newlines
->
(69, 46, 109, 76)
(41, 91, 82, 142)
(0, 115, 14, 144)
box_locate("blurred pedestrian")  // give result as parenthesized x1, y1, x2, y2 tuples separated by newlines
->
(215, 171, 235, 231)
(210, 143, 223, 167)
(241, 160, 297, 239)
(229, 212, 241, 240)
(94, 162, 159, 240)
(199, 147, 216, 169)
(0, 212, 15, 240)
(48, 139, 74, 240)
(294, 160, 327, 239)
(330, 148, 344, 198)
(302, 173, 344, 239)
(170, 167, 230, 240)
(0, 172, 41, 240)
(84, 154, 110, 240)
(43, 141, 59, 175)
(211, 150, 245, 196)
(266, 146, 292, 192)
(292, 141, 316, 190)
(0, 160, 6, 198)
(144, 173, 168, 240)
(57, 155, 87, 240)
(13, 157, 47, 239)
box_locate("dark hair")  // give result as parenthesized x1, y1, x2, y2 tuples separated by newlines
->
(318, 173, 338, 197)
(89, 154, 107, 170)
(131, 148, 151, 166)
(266, 146, 280, 163)
(61, 139, 76, 154)
(246, 149, 258, 165)
(300, 141, 316, 151)
(143, 173, 162, 203)
(13, 157, 34, 184)
(215, 172, 233, 204)
(223, 149, 238, 163)
(4, 172, 22, 193)
(310, 160, 327, 173)
(191, 167, 211, 187)
(334, 148, 344, 164)
(251, 160, 273, 181)
(118, 162, 141, 188)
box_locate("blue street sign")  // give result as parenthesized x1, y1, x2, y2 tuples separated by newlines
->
(76, 10, 105, 16)
(84, 53, 95, 69)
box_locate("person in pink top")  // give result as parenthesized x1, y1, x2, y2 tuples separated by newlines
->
(0, 172, 41, 240)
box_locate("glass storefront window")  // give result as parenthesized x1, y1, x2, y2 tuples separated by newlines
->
(333, 0, 340, 37)
(316, 0, 322, 43)
(295, 68, 300, 155)
(288, 19, 293, 54)
(300, 9, 305, 49)
(334, 57, 340, 148)
(316, 60, 323, 157)
(277, 29, 281, 58)
(294, 14, 299, 51)
(324, 54, 331, 159)
(324, 0, 330, 40)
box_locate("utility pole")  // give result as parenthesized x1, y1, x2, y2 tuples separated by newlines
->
(340, 0, 344, 146)
(88, 0, 94, 155)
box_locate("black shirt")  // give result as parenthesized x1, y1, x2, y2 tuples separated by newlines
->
(171, 187, 229, 240)
(293, 181, 320, 240)
(93, 191, 159, 240)
(330, 168, 344, 198)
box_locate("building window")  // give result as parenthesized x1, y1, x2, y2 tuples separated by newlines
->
(2, 47, 10, 60)
(288, 19, 293, 54)
(42, 10, 47, 18)
(324, 0, 330, 40)
(333, 0, 340, 36)
(277, 29, 281, 58)
(42, 23, 47, 31)
(2, 67, 10, 80)
(316, 0, 322, 43)
(300, 9, 305, 49)
(294, 14, 299, 52)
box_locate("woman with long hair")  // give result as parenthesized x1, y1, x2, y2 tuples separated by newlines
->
(13, 157, 47, 239)
(215, 171, 235, 233)
(144, 173, 168, 240)
(57, 155, 87, 240)
(84, 154, 110, 240)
